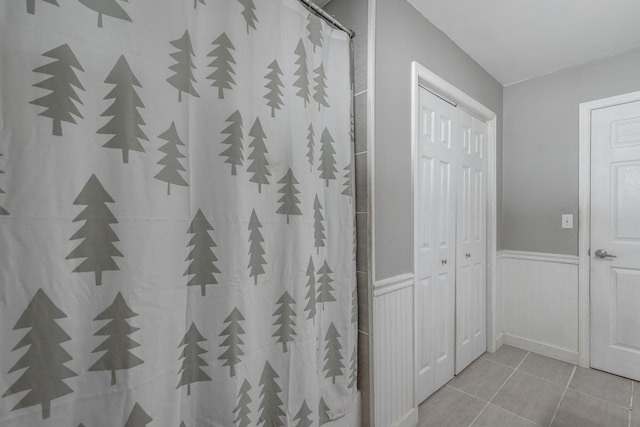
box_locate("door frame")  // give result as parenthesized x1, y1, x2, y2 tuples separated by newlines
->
(410, 61, 498, 404)
(577, 90, 640, 368)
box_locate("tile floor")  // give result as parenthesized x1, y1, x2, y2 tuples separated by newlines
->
(419, 346, 639, 427)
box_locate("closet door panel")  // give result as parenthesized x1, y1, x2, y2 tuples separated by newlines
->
(416, 87, 457, 403)
(455, 111, 488, 373)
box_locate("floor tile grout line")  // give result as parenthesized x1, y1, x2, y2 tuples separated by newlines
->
(548, 365, 576, 427)
(514, 365, 574, 388)
(567, 383, 634, 411)
(468, 352, 530, 427)
(481, 352, 528, 370)
(446, 384, 490, 403)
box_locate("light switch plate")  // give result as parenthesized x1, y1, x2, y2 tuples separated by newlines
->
(562, 214, 573, 229)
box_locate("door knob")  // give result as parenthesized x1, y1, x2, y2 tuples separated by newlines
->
(594, 249, 616, 259)
(441, 259, 448, 265)
(465, 252, 471, 259)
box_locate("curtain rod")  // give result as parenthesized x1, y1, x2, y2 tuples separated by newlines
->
(297, 0, 356, 39)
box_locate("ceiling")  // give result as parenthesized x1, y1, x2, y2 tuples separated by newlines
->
(405, 0, 640, 85)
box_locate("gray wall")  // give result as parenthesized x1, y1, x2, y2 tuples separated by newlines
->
(502, 47, 640, 255)
(323, 0, 371, 425)
(374, 0, 504, 280)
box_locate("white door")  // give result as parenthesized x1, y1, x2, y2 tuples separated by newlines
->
(455, 111, 487, 374)
(416, 87, 457, 403)
(590, 100, 640, 381)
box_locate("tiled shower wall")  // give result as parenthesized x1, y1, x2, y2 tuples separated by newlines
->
(322, 0, 370, 425)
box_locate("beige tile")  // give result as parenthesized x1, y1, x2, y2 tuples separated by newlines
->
(448, 357, 513, 401)
(356, 213, 367, 272)
(356, 271, 369, 333)
(357, 331, 369, 393)
(551, 389, 629, 427)
(355, 152, 368, 214)
(471, 404, 537, 427)
(633, 382, 640, 427)
(518, 352, 575, 386)
(354, 93, 367, 153)
(361, 391, 371, 427)
(482, 345, 528, 368)
(418, 386, 485, 427)
(569, 367, 632, 408)
(492, 371, 564, 426)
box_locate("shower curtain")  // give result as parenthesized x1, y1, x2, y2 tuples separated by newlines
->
(0, 0, 356, 425)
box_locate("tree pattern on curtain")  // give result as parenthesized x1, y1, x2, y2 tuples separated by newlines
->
(0, 0, 355, 425)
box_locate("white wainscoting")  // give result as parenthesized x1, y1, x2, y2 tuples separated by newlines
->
(498, 250, 580, 364)
(373, 274, 418, 427)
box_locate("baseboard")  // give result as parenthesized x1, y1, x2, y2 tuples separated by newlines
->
(392, 407, 418, 427)
(495, 332, 505, 351)
(504, 334, 579, 364)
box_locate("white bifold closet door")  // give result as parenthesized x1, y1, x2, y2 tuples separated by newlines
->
(416, 87, 487, 404)
(416, 87, 457, 404)
(455, 110, 488, 374)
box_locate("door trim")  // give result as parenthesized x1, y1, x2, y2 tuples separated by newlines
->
(578, 90, 640, 368)
(411, 61, 498, 406)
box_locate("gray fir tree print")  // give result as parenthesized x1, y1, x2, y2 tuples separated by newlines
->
(306, 124, 315, 172)
(293, 400, 313, 427)
(66, 174, 123, 286)
(98, 55, 148, 164)
(318, 128, 337, 186)
(89, 292, 143, 385)
(313, 195, 326, 254)
(2, 289, 77, 419)
(323, 323, 344, 384)
(207, 33, 236, 99)
(26, 0, 58, 15)
(248, 209, 266, 285)
(272, 291, 296, 352)
(257, 361, 285, 427)
(276, 168, 302, 224)
(348, 346, 357, 388)
(234, 379, 252, 427)
(319, 398, 330, 425)
(304, 257, 316, 322)
(316, 260, 336, 309)
(79, 0, 131, 28)
(293, 40, 310, 107)
(124, 403, 152, 427)
(247, 118, 270, 193)
(264, 60, 284, 118)
(194, 0, 205, 8)
(155, 122, 188, 195)
(238, 0, 257, 33)
(177, 322, 211, 396)
(218, 307, 245, 377)
(167, 30, 200, 102)
(0, 152, 8, 215)
(313, 64, 329, 110)
(342, 162, 352, 201)
(30, 44, 84, 137)
(184, 209, 220, 296)
(220, 110, 243, 176)
(306, 14, 323, 53)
